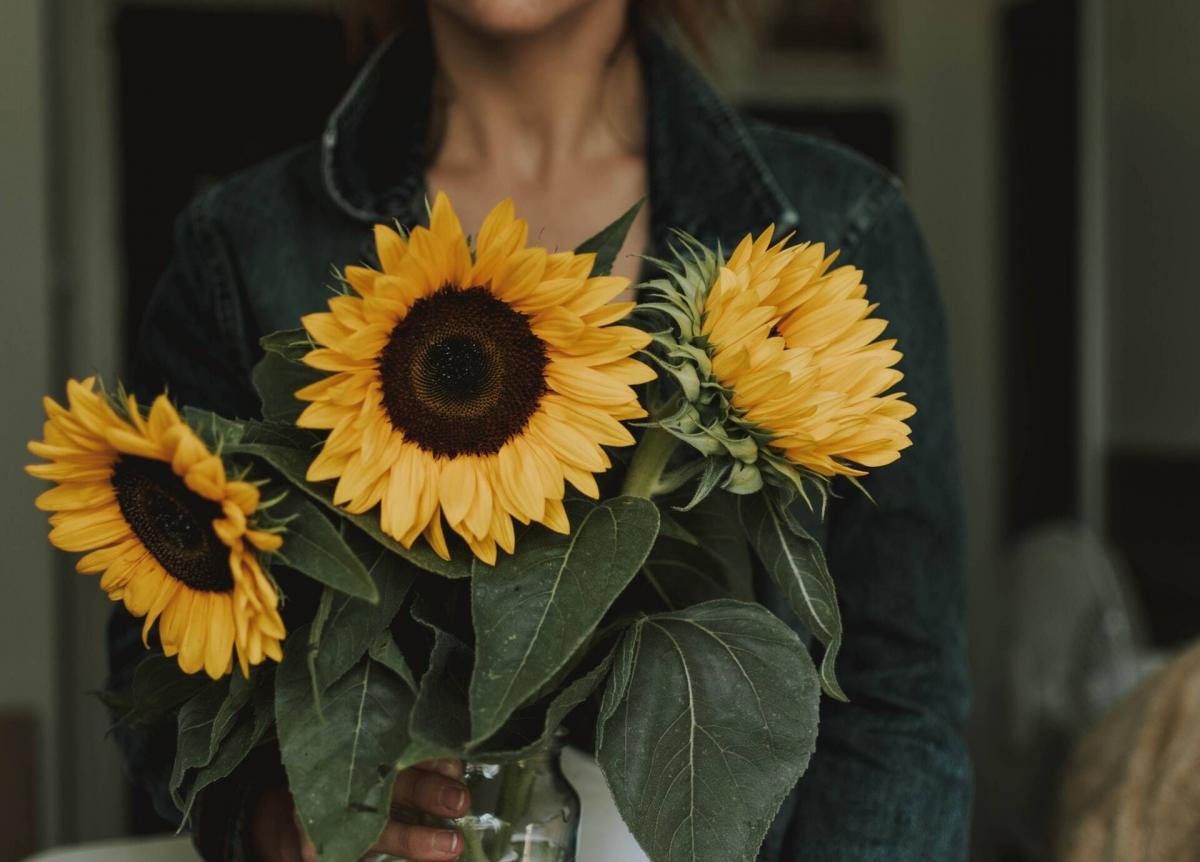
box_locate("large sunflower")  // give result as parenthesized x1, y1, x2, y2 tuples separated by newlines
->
(27, 380, 285, 678)
(703, 227, 914, 477)
(296, 193, 653, 564)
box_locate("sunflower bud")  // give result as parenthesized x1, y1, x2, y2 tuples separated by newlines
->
(639, 228, 915, 510)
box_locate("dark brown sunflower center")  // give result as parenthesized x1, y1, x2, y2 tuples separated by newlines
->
(112, 456, 233, 592)
(379, 285, 548, 457)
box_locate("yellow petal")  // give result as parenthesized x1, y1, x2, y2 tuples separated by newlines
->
(225, 481, 261, 515)
(49, 514, 133, 552)
(245, 530, 283, 552)
(540, 497, 570, 534)
(423, 513, 451, 560)
(205, 594, 235, 679)
(439, 456, 477, 527)
(35, 482, 115, 512)
(375, 224, 409, 275)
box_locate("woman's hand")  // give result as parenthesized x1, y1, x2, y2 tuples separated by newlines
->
(250, 759, 470, 861)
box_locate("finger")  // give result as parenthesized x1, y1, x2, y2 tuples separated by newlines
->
(414, 758, 465, 780)
(391, 767, 471, 817)
(292, 810, 319, 862)
(251, 787, 307, 862)
(371, 821, 463, 861)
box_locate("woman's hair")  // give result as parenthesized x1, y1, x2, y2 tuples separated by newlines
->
(337, 0, 739, 65)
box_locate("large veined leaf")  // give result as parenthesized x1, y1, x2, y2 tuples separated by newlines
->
(737, 493, 846, 701)
(575, 199, 644, 276)
(277, 626, 415, 862)
(228, 425, 471, 580)
(468, 497, 659, 744)
(596, 600, 820, 862)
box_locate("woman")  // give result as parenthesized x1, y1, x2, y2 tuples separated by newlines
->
(111, 1, 971, 859)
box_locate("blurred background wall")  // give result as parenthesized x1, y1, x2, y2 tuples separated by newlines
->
(1, 0, 1197, 859)
(1, 1, 57, 857)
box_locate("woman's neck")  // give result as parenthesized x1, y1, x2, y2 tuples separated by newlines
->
(426, 3, 645, 184)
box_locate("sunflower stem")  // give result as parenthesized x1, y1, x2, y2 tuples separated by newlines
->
(620, 427, 679, 499)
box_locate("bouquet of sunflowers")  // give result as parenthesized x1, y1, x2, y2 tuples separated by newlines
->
(28, 194, 912, 862)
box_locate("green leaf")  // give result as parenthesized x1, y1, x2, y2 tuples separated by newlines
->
(228, 431, 471, 580)
(168, 678, 233, 812)
(240, 420, 320, 450)
(408, 614, 473, 759)
(368, 631, 417, 693)
(112, 654, 209, 726)
(472, 652, 614, 761)
(663, 491, 755, 602)
(596, 600, 820, 862)
(641, 544, 734, 611)
(260, 327, 315, 363)
(307, 540, 415, 697)
(575, 199, 644, 277)
(468, 497, 659, 744)
(737, 493, 846, 701)
(176, 670, 275, 823)
(277, 626, 415, 862)
(253, 350, 323, 424)
(268, 479, 377, 602)
(181, 406, 246, 450)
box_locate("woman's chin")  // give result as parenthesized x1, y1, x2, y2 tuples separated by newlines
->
(431, 0, 605, 38)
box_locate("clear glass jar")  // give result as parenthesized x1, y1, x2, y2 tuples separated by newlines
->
(372, 736, 581, 862)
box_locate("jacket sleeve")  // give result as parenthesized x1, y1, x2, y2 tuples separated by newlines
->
(109, 195, 269, 859)
(779, 184, 972, 861)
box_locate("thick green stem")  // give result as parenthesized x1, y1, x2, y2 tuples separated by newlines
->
(457, 818, 492, 862)
(620, 427, 679, 499)
(489, 761, 537, 858)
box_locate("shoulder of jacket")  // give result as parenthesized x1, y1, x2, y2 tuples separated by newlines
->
(745, 119, 907, 249)
(181, 141, 327, 238)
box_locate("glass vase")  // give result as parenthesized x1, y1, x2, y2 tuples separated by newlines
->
(372, 735, 581, 862)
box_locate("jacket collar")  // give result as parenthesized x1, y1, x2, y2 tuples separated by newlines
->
(321, 25, 798, 250)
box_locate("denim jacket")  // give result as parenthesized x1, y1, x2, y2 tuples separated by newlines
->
(112, 24, 971, 862)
